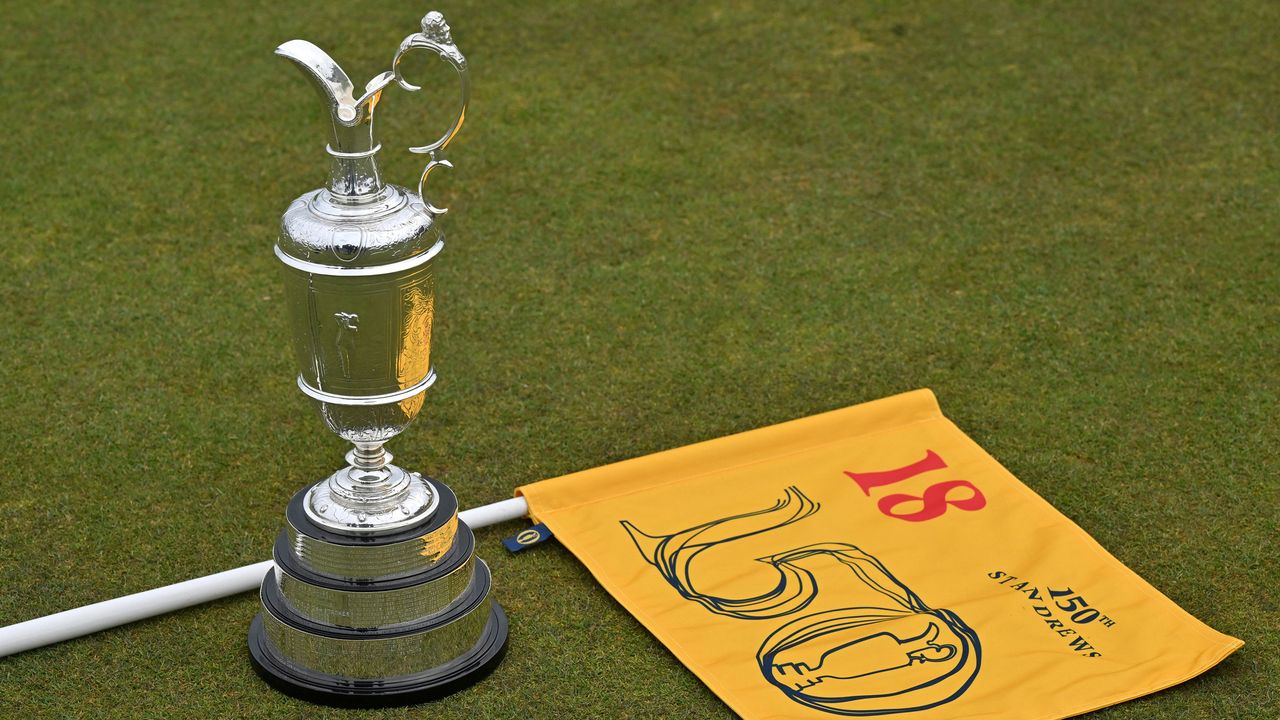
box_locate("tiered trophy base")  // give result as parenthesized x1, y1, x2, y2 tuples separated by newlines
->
(248, 479, 508, 707)
(247, 605, 508, 707)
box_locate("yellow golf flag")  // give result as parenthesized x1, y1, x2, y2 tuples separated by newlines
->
(517, 389, 1240, 719)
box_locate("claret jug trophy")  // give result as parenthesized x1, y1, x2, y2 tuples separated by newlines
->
(247, 11, 508, 706)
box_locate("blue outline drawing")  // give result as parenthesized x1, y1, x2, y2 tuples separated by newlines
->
(758, 605, 980, 715)
(621, 486, 981, 716)
(622, 487, 821, 619)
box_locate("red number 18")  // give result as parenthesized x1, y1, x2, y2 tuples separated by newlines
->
(845, 450, 986, 523)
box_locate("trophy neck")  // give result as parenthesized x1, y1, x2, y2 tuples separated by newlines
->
(325, 143, 386, 200)
(332, 443, 405, 508)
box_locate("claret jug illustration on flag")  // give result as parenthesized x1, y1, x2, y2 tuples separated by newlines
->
(518, 389, 1240, 719)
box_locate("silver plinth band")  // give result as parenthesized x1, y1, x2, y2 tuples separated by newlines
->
(275, 556, 476, 630)
(286, 511, 459, 582)
(259, 562, 495, 679)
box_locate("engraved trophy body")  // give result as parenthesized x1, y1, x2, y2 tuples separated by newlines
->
(247, 12, 508, 706)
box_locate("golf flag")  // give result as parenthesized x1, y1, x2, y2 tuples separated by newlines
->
(517, 389, 1240, 719)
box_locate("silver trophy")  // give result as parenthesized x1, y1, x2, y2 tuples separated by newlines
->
(247, 11, 508, 706)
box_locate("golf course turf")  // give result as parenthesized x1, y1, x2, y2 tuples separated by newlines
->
(0, 1, 1275, 718)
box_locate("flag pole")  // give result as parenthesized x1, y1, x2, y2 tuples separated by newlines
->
(0, 496, 530, 659)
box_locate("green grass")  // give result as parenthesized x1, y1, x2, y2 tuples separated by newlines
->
(1, 1, 1276, 717)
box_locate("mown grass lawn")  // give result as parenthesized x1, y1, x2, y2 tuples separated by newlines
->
(0, 1, 1275, 718)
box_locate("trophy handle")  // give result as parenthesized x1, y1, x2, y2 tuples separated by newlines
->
(393, 11, 470, 216)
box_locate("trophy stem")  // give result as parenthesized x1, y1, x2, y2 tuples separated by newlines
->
(351, 441, 388, 471)
(343, 443, 398, 501)
(299, 441, 440, 535)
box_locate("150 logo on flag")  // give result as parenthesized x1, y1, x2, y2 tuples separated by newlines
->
(621, 460, 982, 716)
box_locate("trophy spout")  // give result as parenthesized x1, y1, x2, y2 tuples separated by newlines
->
(275, 39, 395, 157)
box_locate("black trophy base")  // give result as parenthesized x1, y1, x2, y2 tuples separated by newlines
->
(248, 602, 509, 708)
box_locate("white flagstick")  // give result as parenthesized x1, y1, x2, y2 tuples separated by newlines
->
(0, 496, 530, 659)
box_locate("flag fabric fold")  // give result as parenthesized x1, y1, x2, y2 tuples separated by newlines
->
(517, 389, 1240, 719)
